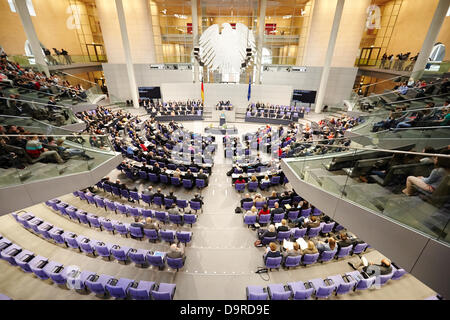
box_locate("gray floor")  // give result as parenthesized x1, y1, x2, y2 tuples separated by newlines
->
(0, 120, 437, 300)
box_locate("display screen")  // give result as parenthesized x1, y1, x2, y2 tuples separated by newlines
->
(138, 87, 161, 99)
(292, 89, 316, 103)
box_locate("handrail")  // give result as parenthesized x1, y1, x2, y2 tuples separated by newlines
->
(386, 92, 450, 105)
(57, 71, 97, 86)
(1, 134, 109, 138)
(0, 95, 72, 110)
(3, 84, 58, 97)
(351, 74, 404, 92)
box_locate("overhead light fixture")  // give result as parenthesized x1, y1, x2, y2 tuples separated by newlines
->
(283, 15, 292, 19)
(174, 14, 187, 19)
(161, 9, 167, 14)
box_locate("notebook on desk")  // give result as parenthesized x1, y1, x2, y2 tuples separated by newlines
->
(296, 238, 308, 250)
(284, 204, 291, 210)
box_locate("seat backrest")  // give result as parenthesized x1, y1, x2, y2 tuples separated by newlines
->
(152, 291, 172, 300)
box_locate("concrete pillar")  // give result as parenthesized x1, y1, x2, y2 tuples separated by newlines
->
(115, 0, 139, 108)
(410, 0, 450, 80)
(13, 0, 49, 77)
(255, 0, 267, 84)
(192, 0, 199, 83)
(315, 0, 345, 113)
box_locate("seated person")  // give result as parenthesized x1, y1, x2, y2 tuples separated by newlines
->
(302, 240, 318, 255)
(402, 151, 450, 196)
(336, 232, 354, 250)
(268, 191, 279, 200)
(249, 175, 258, 184)
(314, 237, 336, 254)
(55, 138, 94, 160)
(348, 257, 393, 276)
(270, 202, 284, 217)
(25, 135, 65, 164)
(168, 203, 182, 216)
(260, 175, 270, 184)
(240, 193, 253, 207)
(276, 219, 290, 232)
(166, 191, 177, 203)
(142, 217, 159, 231)
(190, 193, 204, 207)
(245, 206, 258, 217)
(197, 168, 209, 186)
(253, 193, 265, 204)
(183, 169, 194, 182)
(130, 217, 145, 232)
(234, 175, 246, 184)
(258, 204, 270, 218)
(283, 242, 302, 260)
(257, 224, 277, 240)
(263, 242, 282, 263)
(153, 188, 165, 202)
(167, 243, 185, 259)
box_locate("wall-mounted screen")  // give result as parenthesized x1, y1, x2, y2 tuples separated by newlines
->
(139, 86, 161, 99)
(292, 89, 316, 103)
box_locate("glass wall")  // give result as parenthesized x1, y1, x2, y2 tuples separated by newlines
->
(150, 0, 193, 63)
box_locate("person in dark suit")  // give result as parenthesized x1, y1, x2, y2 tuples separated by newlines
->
(183, 169, 194, 183)
(240, 193, 253, 207)
(130, 217, 144, 232)
(258, 224, 277, 240)
(337, 232, 354, 250)
(166, 191, 177, 203)
(276, 219, 289, 232)
(153, 188, 165, 202)
(197, 169, 209, 186)
(190, 193, 204, 206)
(349, 258, 393, 276)
(263, 242, 282, 263)
(270, 202, 284, 217)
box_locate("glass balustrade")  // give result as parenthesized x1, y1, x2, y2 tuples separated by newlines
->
(0, 134, 117, 189)
(285, 144, 450, 245)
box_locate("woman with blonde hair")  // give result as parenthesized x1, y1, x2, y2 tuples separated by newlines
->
(302, 240, 318, 255)
(250, 175, 258, 182)
(264, 242, 281, 262)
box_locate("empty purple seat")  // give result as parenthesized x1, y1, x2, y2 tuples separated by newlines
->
(105, 199, 117, 213)
(49, 228, 65, 245)
(129, 248, 149, 267)
(30, 257, 51, 280)
(64, 232, 79, 250)
(130, 191, 140, 203)
(247, 182, 258, 192)
(320, 249, 337, 263)
(183, 214, 197, 227)
(111, 245, 131, 262)
(106, 277, 134, 299)
(171, 177, 181, 186)
(94, 242, 112, 260)
(28, 217, 43, 233)
(287, 281, 314, 300)
(327, 274, 356, 296)
(85, 274, 114, 296)
(242, 201, 253, 211)
(307, 226, 321, 238)
(14, 250, 35, 272)
(48, 263, 67, 285)
(1, 244, 22, 265)
(235, 183, 245, 192)
(78, 237, 96, 256)
(76, 211, 90, 226)
(267, 283, 291, 300)
(152, 283, 176, 300)
(345, 271, 376, 291)
(336, 245, 353, 259)
(352, 243, 368, 255)
(167, 257, 184, 271)
(143, 229, 159, 242)
(391, 264, 406, 280)
(128, 280, 156, 300)
(182, 179, 193, 189)
(169, 214, 182, 226)
(113, 221, 129, 237)
(94, 197, 105, 210)
(246, 285, 268, 300)
(243, 215, 257, 227)
(87, 214, 102, 230)
(176, 231, 192, 245)
(115, 203, 128, 217)
(99, 218, 115, 234)
(128, 207, 141, 219)
(310, 278, 335, 299)
(160, 230, 175, 244)
(141, 209, 153, 219)
(149, 173, 159, 183)
(37, 222, 53, 239)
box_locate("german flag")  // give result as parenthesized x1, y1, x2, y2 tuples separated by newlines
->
(201, 80, 205, 104)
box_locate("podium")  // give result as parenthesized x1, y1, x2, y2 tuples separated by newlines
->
(219, 114, 226, 126)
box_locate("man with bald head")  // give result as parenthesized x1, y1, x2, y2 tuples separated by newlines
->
(349, 257, 392, 276)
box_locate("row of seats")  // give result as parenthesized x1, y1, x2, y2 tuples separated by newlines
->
(235, 176, 282, 192)
(0, 234, 176, 300)
(263, 242, 369, 271)
(96, 182, 203, 212)
(12, 211, 186, 271)
(246, 266, 406, 300)
(74, 190, 199, 225)
(45, 199, 193, 244)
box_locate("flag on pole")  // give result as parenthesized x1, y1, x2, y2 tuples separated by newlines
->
(201, 80, 205, 104)
(247, 75, 252, 101)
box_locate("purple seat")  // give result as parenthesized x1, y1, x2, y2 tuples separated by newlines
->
(138, 171, 148, 181)
(85, 193, 96, 206)
(320, 249, 337, 263)
(48, 263, 67, 285)
(87, 214, 102, 230)
(195, 179, 206, 189)
(28, 217, 43, 233)
(246, 285, 268, 300)
(167, 257, 184, 271)
(120, 189, 130, 200)
(99, 218, 115, 234)
(265, 256, 282, 271)
(183, 214, 197, 227)
(302, 253, 319, 266)
(164, 198, 174, 208)
(146, 252, 166, 269)
(267, 284, 291, 300)
(182, 179, 193, 189)
(153, 196, 163, 208)
(307, 226, 321, 238)
(129, 226, 144, 240)
(130, 191, 140, 203)
(235, 183, 245, 192)
(128, 280, 156, 300)
(287, 210, 299, 221)
(160, 230, 175, 244)
(300, 208, 312, 218)
(111, 186, 121, 197)
(94, 197, 105, 210)
(141, 194, 152, 206)
(29, 257, 50, 280)
(141, 209, 153, 218)
(63, 232, 79, 250)
(1, 244, 22, 265)
(66, 206, 79, 221)
(327, 274, 357, 296)
(284, 255, 302, 269)
(255, 201, 266, 210)
(320, 222, 335, 235)
(115, 203, 128, 217)
(189, 201, 202, 213)
(176, 231, 192, 245)
(345, 271, 376, 291)
(76, 211, 90, 226)
(309, 278, 335, 299)
(352, 243, 368, 255)
(272, 213, 284, 224)
(276, 231, 291, 242)
(78, 237, 96, 256)
(260, 182, 270, 190)
(85, 274, 114, 296)
(155, 211, 168, 224)
(247, 182, 258, 192)
(14, 250, 35, 273)
(49, 228, 65, 245)
(258, 214, 271, 225)
(243, 215, 257, 227)
(270, 176, 281, 185)
(111, 245, 131, 262)
(291, 227, 307, 239)
(288, 281, 314, 300)
(94, 242, 112, 260)
(103, 184, 112, 194)
(268, 199, 279, 208)
(262, 236, 276, 245)
(129, 249, 149, 267)
(143, 229, 159, 242)
(149, 173, 159, 183)
(336, 245, 353, 259)
(176, 200, 188, 211)
(159, 174, 169, 184)
(391, 264, 406, 280)
(312, 208, 322, 216)
(113, 221, 129, 237)
(129, 207, 141, 219)
(171, 177, 181, 186)
(106, 277, 134, 299)
(152, 283, 176, 300)
(37, 222, 53, 239)
(242, 201, 253, 211)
